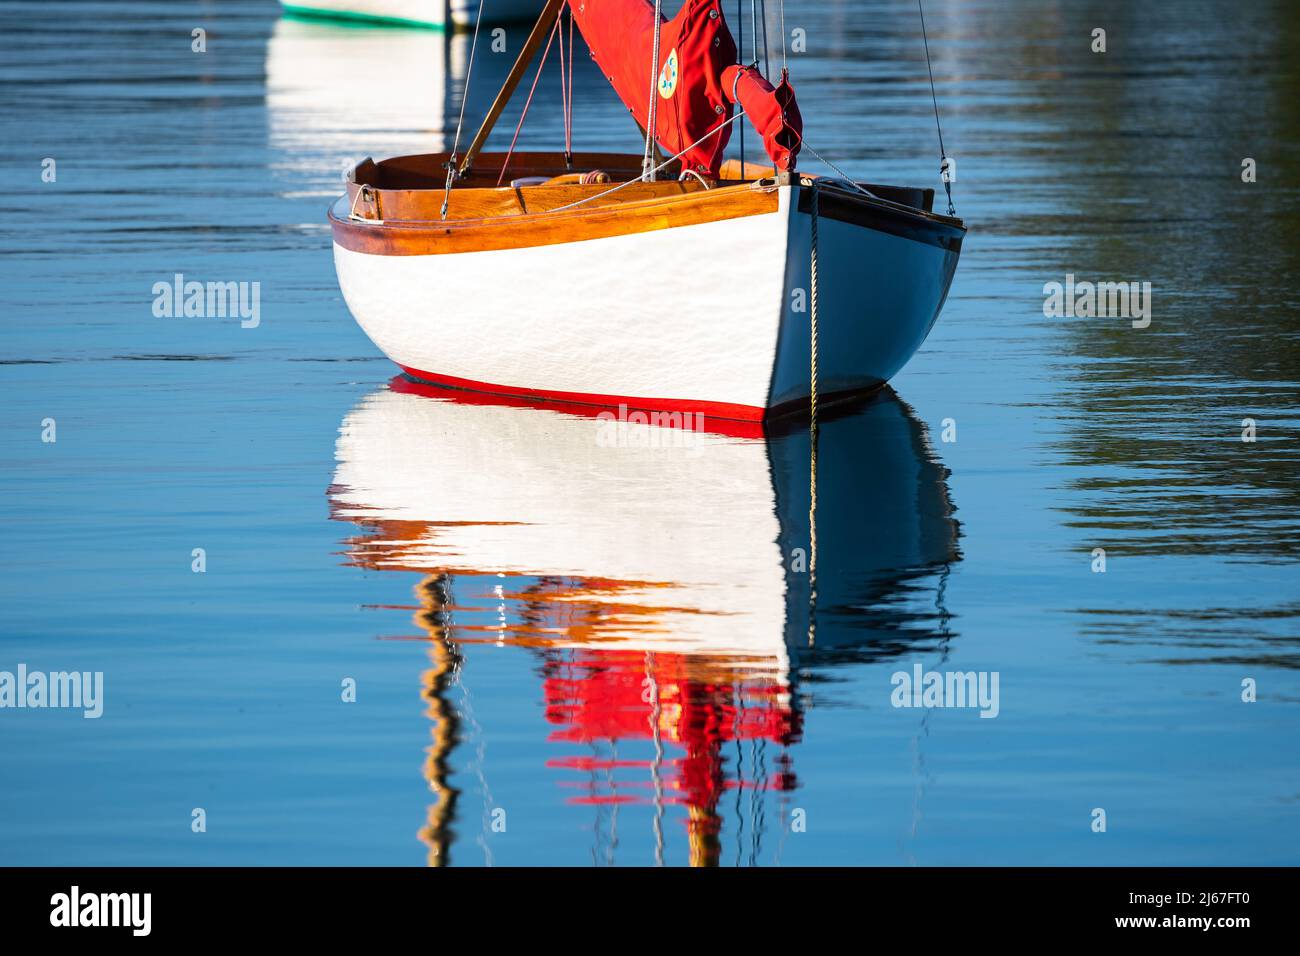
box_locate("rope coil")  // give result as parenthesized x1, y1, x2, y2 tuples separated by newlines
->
(348, 184, 381, 223)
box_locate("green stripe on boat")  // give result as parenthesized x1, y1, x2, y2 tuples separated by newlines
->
(280, 5, 446, 31)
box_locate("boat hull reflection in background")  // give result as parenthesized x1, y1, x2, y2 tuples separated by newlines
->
(329, 381, 959, 864)
(280, 0, 540, 31)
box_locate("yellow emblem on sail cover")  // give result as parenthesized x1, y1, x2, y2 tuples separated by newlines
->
(658, 48, 679, 99)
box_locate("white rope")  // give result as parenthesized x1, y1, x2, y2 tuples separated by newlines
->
(348, 184, 381, 223)
(642, 0, 665, 182)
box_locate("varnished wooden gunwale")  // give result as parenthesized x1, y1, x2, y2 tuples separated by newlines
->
(330, 178, 782, 256)
(331, 151, 965, 257)
(348, 177, 715, 223)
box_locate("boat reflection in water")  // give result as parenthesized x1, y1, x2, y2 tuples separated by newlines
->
(329, 381, 960, 865)
(265, 16, 512, 176)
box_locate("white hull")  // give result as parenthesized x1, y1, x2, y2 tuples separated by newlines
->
(280, 0, 539, 28)
(333, 183, 962, 417)
(334, 192, 791, 411)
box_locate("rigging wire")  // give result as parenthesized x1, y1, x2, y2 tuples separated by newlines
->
(799, 141, 878, 200)
(340, 110, 748, 227)
(779, 0, 786, 75)
(566, 8, 575, 162)
(497, 16, 563, 186)
(441, 0, 487, 219)
(916, 0, 956, 216)
(558, 2, 573, 165)
(557, 6, 567, 147)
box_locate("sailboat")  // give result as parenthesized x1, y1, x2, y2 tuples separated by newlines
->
(330, 0, 966, 422)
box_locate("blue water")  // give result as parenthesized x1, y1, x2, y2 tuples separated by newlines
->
(1, 0, 1298, 865)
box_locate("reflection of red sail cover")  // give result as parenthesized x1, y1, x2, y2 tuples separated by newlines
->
(542, 649, 799, 814)
(571, 0, 802, 176)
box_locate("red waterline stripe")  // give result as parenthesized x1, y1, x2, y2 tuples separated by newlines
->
(393, 365, 769, 436)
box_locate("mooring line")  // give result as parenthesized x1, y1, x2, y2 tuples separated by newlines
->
(807, 179, 820, 648)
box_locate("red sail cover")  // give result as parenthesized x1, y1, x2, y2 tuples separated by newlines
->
(722, 64, 802, 171)
(571, 0, 802, 177)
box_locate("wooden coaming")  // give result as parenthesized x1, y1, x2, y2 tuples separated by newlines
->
(331, 156, 783, 256)
(331, 150, 964, 257)
(351, 176, 715, 223)
(357, 151, 652, 190)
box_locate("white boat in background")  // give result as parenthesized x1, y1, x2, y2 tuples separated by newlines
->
(281, 0, 539, 30)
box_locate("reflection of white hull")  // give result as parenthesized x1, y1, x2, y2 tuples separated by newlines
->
(331, 388, 789, 666)
(331, 381, 960, 672)
(280, 0, 539, 28)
